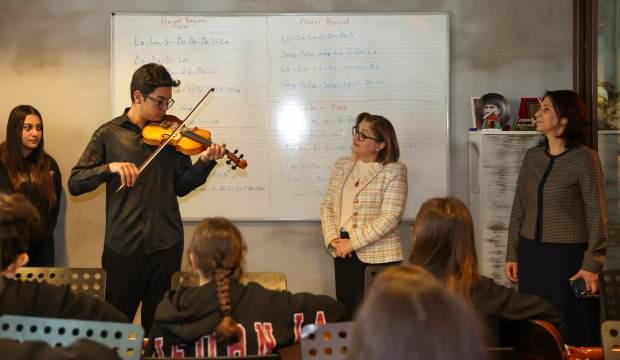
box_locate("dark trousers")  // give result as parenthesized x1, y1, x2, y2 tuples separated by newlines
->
(102, 242, 183, 334)
(334, 254, 400, 320)
(518, 237, 600, 346)
(334, 230, 399, 319)
(334, 252, 367, 320)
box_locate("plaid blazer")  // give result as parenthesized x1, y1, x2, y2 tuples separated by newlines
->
(320, 156, 408, 264)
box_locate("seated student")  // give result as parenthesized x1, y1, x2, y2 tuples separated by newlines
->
(0, 338, 121, 360)
(408, 197, 562, 337)
(348, 264, 487, 360)
(147, 217, 347, 358)
(0, 193, 126, 322)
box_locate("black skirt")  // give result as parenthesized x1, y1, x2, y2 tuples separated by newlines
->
(517, 236, 600, 346)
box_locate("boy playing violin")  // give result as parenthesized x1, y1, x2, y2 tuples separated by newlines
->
(68, 63, 225, 333)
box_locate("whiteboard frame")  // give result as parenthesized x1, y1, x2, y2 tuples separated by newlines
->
(110, 12, 451, 221)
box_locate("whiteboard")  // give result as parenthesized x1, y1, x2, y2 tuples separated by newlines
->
(111, 13, 450, 220)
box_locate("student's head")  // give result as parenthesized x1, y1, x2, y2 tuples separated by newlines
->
(0, 193, 39, 275)
(189, 217, 247, 343)
(536, 90, 587, 147)
(349, 264, 487, 360)
(5, 105, 44, 158)
(408, 197, 480, 301)
(1, 105, 56, 208)
(352, 112, 400, 164)
(129, 63, 180, 121)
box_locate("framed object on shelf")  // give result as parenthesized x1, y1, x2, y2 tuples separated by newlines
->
(514, 97, 540, 131)
(471, 96, 482, 129)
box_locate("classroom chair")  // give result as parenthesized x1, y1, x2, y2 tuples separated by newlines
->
(14, 267, 106, 299)
(602, 320, 620, 359)
(600, 268, 620, 322)
(0, 314, 143, 360)
(170, 271, 287, 291)
(300, 321, 353, 360)
(363, 264, 396, 294)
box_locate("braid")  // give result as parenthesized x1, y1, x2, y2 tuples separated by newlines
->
(214, 267, 241, 343)
(190, 217, 246, 344)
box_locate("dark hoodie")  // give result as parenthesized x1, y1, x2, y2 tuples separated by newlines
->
(0, 277, 127, 323)
(426, 265, 563, 341)
(0, 338, 121, 360)
(147, 279, 347, 358)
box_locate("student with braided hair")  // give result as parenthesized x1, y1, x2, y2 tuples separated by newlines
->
(147, 217, 347, 358)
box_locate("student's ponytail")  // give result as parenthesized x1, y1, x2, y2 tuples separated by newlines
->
(190, 217, 246, 344)
(214, 267, 241, 343)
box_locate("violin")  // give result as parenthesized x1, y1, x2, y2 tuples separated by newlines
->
(142, 115, 247, 169)
(116, 88, 247, 192)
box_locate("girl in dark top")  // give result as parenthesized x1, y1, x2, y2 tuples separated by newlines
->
(0, 105, 61, 266)
(0, 192, 126, 323)
(147, 217, 347, 358)
(349, 264, 487, 360)
(409, 197, 562, 340)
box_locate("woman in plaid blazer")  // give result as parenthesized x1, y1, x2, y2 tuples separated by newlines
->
(320, 112, 408, 319)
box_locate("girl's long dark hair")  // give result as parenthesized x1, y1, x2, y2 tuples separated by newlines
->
(0, 105, 56, 208)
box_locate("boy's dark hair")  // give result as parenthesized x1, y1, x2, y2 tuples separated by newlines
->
(129, 63, 180, 103)
(0, 193, 39, 270)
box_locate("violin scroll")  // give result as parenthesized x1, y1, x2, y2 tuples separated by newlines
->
(225, 149, 247, 170)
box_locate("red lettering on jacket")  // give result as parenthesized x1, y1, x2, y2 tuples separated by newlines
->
(293, 313, 304, 342)
(254, 322, 277, 355)
(153, 337, 165, 357)
(207, 334, 217, 357)
(171, 344, 185, 358)
(195, 335, 204, 358)
(227, 324, 247, 357)
(195, 334, 217, 357)
(315, 311, 326, 326)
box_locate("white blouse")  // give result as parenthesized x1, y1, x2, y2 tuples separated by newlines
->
(339, 160, 374, 231)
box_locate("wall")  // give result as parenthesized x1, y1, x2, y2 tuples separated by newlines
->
(0, 0, 573, 296)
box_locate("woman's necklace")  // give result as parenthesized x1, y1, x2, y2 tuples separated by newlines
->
(353, 161, 363, 187)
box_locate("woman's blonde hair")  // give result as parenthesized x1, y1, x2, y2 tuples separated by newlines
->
(355, 112, 400, 164)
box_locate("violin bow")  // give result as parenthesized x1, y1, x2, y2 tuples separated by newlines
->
(116, 87, 215, 192)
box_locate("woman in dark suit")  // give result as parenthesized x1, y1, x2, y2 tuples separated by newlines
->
(505, 90, 607, 346)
